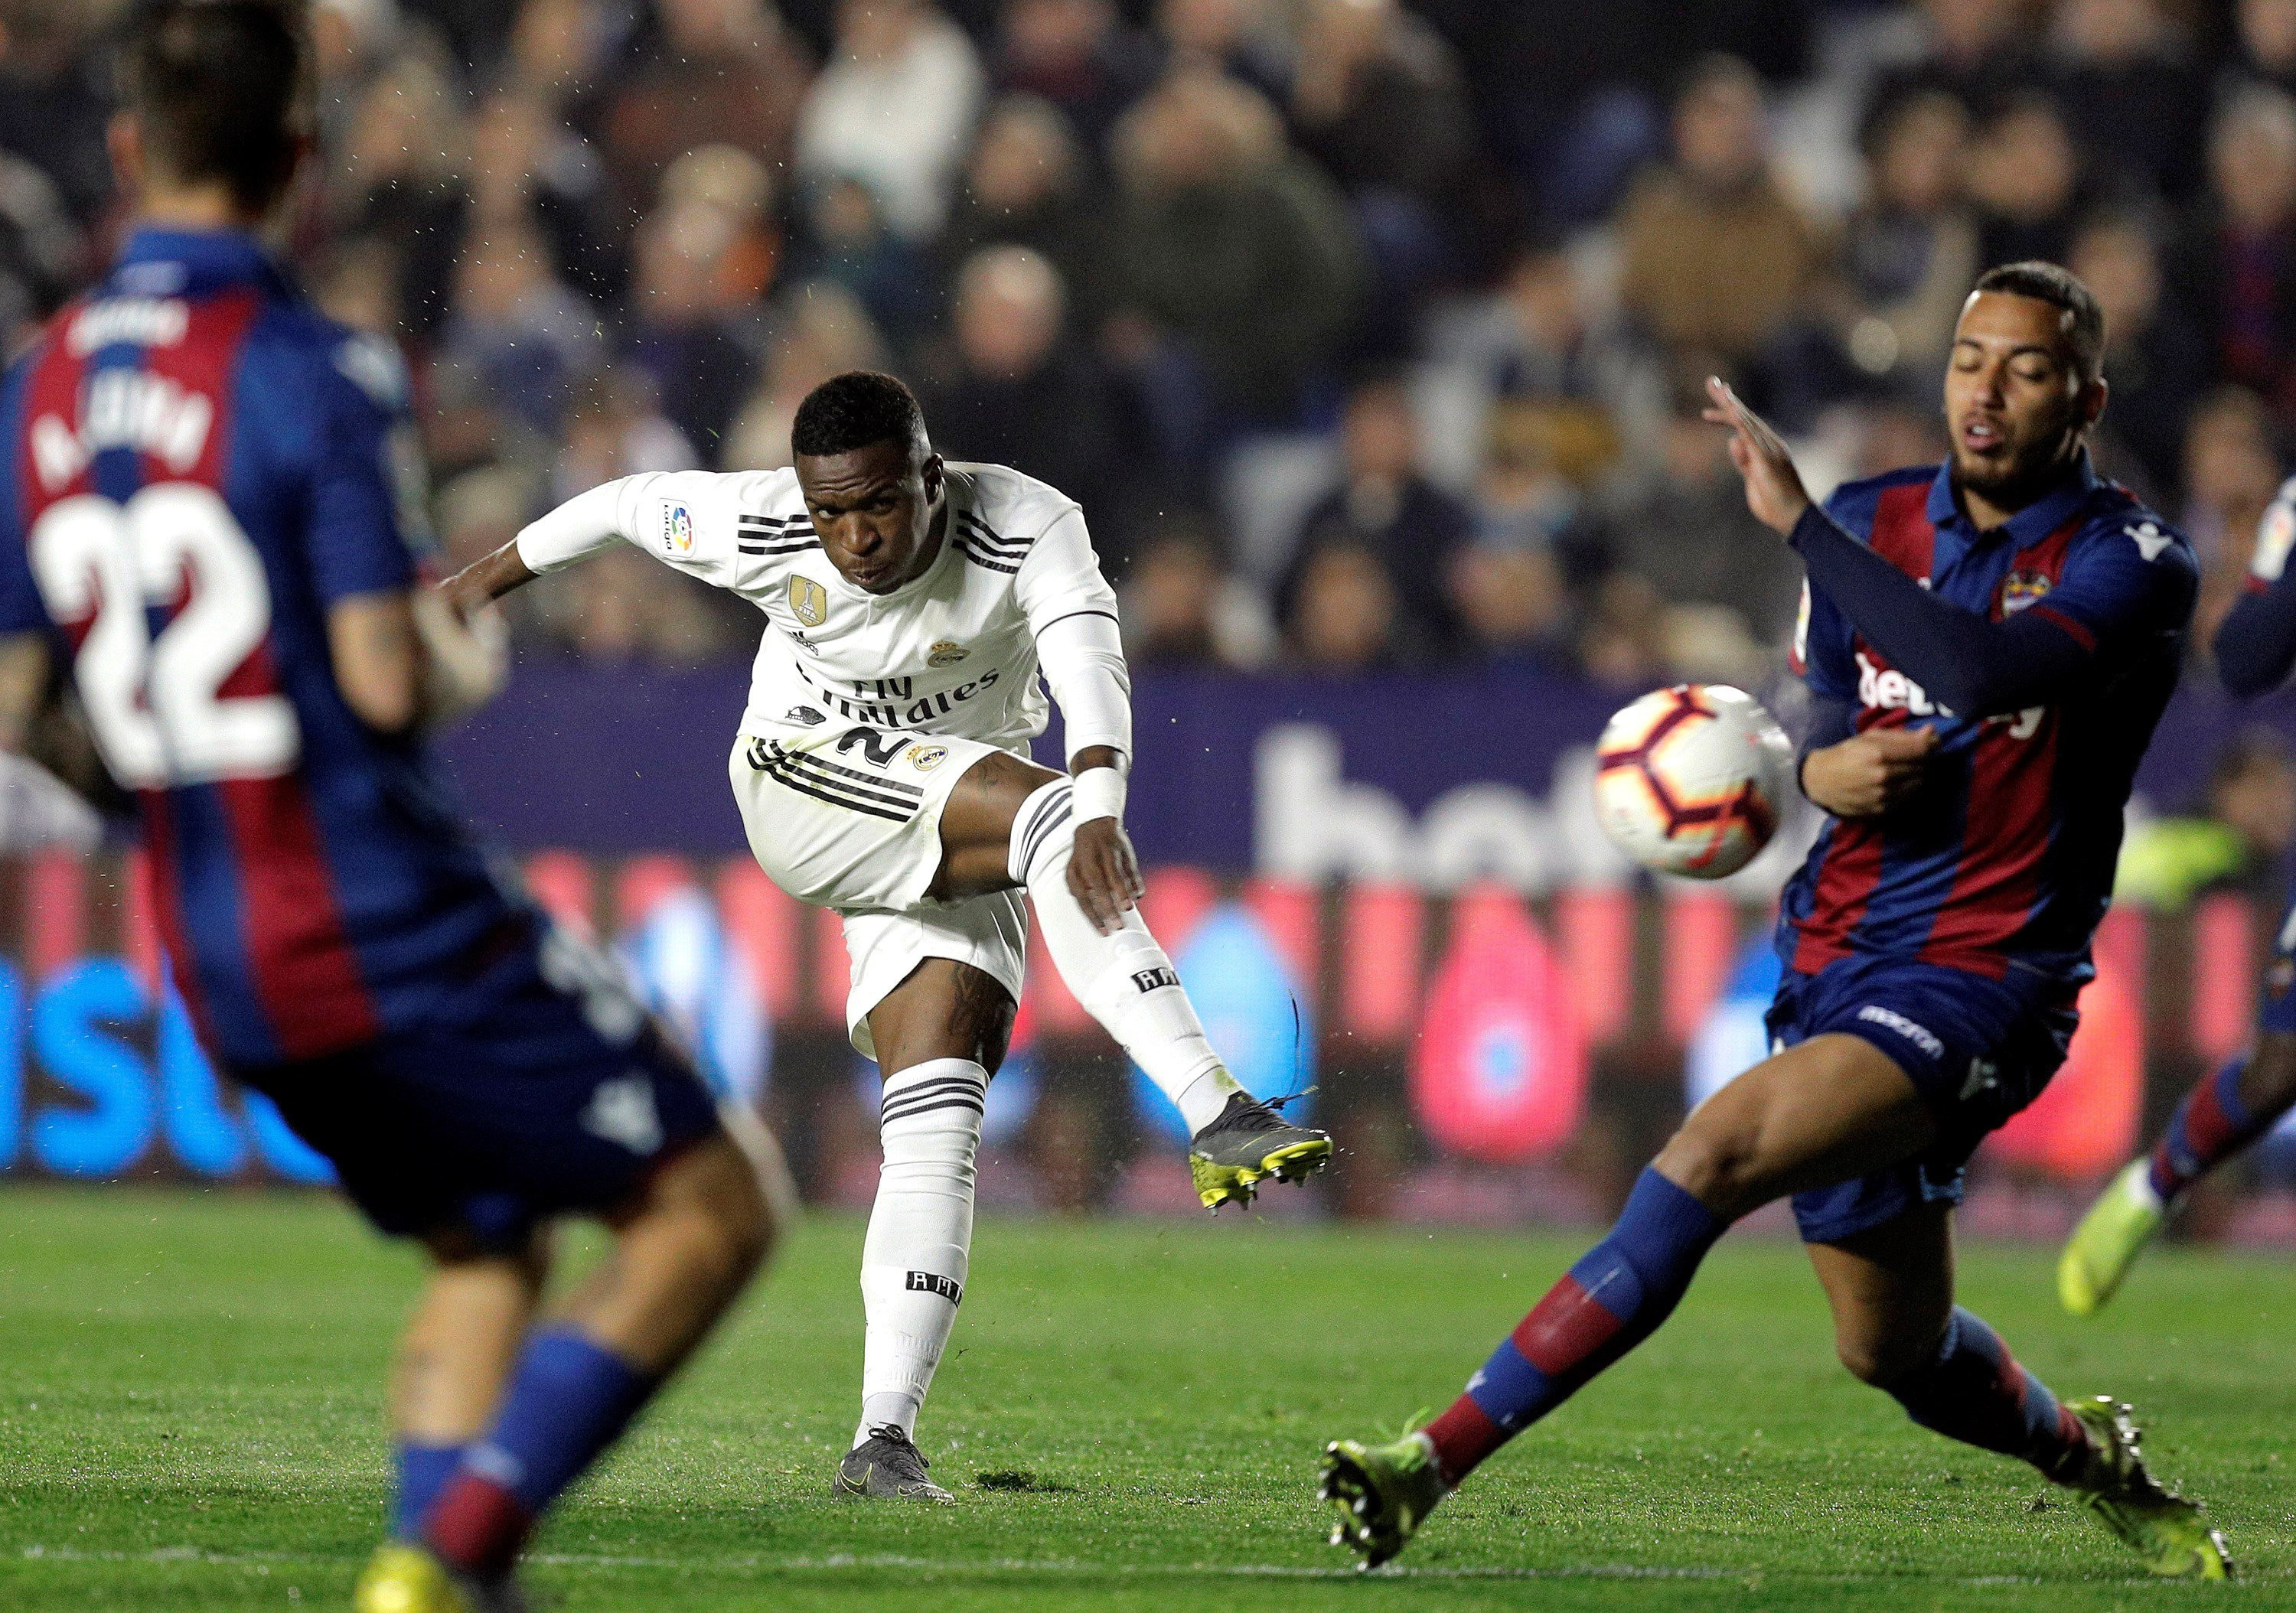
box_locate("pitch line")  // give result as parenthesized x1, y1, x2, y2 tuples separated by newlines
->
(22, 1543, 2205, 1585)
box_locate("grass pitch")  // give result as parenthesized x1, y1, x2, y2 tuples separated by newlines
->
(1, 1187, 2292, 1611)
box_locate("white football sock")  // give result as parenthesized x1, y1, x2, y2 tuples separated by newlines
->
(1010, 778, 1243, 1136)
(855, 1057, 985, 1448)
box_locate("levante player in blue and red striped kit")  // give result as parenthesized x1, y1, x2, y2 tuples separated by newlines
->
(1320, 264, 2231, 1577)
(0, 8, 781, 1610)
(2060, 471, 2296, 1314)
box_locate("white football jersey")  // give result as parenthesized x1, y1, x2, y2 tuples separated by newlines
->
(554, 462, 1120, 753)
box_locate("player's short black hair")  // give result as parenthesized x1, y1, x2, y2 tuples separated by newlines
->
(1971, 261, 2105, 386)
(791, 371, 928, 460)
(120, 1, 312, 214)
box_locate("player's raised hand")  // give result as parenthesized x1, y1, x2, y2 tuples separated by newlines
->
(1068, 816, 1146, 934)
(1799, 726, 1939, 818)
(1703, 376, 1813, 537)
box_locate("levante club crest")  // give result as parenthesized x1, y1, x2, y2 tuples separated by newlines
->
(788, 575, 828, 627)
(1999, 571, 2052, 615)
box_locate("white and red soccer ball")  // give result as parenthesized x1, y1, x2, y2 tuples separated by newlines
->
(1593, 684, 1793, 879)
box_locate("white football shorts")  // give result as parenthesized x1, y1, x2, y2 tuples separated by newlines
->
(728, 725, 1029, 1059)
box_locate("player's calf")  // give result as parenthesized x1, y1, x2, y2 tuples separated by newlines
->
(416, 1136, 774, 1587)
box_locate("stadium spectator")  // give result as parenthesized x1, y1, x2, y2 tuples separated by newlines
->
(439, 222, 604, 432)
(1277, 376, 1471, 653)
(918, 245, 1127, 539)
(1102, 69, 1363, 456)
(1290, 0, 1476, 329)
(993, 0, 1157, 158)
(334, 51, 468, 339)
(1284, 542, 1411, 670)
(1834, 90, 1978, 392)
(2046, 0, 2209, 203)
(1864, 0, 2039, 129)
(0, 152, 78, 354)
(1597, 399, 1802, 646)
(2180, 386, 2287, 644)
(1466, 400, 1610, 594)
(0, 4, 115, 226)
(468, 88, 625, 307)
(1450, 543, 1570, 673)
(1965, 91, 2085, 268)
(1121, 520, 1277, 669)
(1417, 241, 1665, 493)
(722, 282, 892, 470)
(2069, 208, 2208, 498)
(2229, 0, 2296, 99)
(601, 0, 811, 215)
(1615, 54, 1823, 380)
(550, 369, 698, 505)
(796, 0, 985, 243)
(623, 146, 779, 458)
(2176, 86, 2296, 411)
(1153, 0, 1292, 106)
(938, 95, 1100, 296)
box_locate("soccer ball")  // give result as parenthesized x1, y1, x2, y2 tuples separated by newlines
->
(1593, 684, 1793, 878)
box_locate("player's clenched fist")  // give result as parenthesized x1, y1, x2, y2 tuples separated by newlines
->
(1068, 816, 1146, 934)
(1799, 726, 1939, 818)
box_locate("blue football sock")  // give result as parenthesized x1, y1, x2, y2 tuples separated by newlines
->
(1427, 1168, 1724, 1481)
(1883, 1307, 2089, 1481)
(423, 1327, 654, 1579)
(393, 1442, 464, 1538)
(2149, 1056, 2272, 1202)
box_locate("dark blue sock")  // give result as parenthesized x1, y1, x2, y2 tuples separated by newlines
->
(1426, 1168, 1724, 1481)
(393, 1442, 464, 1538)
(423, 1327, 654, 1579)
(1883, 1307, 2089, 1481)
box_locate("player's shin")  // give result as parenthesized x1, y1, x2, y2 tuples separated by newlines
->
(421, 1327, 655, 1581)
(1879, 1307, 2092, 1481)
(856, 1058, 985, 1445)
(1423, 1168, 1724, 1484)
(1009, 778, 1241, 1132)
(2148, 1056, 2275, 1204)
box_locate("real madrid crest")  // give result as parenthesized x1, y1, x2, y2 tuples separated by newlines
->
(788, 575, 828, 627)
(928, 640, 969, 667)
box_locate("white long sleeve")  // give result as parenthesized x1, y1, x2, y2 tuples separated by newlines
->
(1015, 505, 1130, 767)
(514, 479, 634, 574)
(514, 471, 748, 588)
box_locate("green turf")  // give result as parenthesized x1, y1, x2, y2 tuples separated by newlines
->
(0, 1186, 2291, 1611)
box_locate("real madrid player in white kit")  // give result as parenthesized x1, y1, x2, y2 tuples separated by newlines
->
(442, 372, 1331, 1503)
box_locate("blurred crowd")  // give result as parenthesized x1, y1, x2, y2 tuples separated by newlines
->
(5, 0, 2296, 684)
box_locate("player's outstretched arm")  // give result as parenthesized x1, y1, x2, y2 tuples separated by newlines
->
(1704, 377, 2171, 718)
(0, 631, 126, 809)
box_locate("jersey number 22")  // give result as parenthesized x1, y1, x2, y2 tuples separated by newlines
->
(28, 484, 299, 788)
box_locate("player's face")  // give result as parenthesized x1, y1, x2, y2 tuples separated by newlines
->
(797, 437, 945, 595)
(1942, 291, 2103, 510)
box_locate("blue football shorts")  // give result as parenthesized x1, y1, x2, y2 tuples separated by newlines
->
(1764, 951, 2078, 1246)
(233, 915, 722, 1249)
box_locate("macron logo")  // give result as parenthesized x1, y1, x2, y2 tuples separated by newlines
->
(1856, 1005, 1944, 1061)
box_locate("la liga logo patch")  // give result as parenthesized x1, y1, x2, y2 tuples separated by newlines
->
(661, 500, 695, 555)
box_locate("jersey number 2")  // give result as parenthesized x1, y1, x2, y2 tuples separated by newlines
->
(28, 484, 299, 788)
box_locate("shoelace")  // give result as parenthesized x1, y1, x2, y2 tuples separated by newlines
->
(863, 1425, 931, 1470)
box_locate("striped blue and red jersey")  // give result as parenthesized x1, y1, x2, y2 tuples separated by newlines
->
(1779, 455, 2196, 989)
(0, 227, 521, 1068)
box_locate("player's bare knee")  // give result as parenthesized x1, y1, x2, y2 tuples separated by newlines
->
(1835, 1315, 1945, 1387)
(1653, 1118, 1762, 1217)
